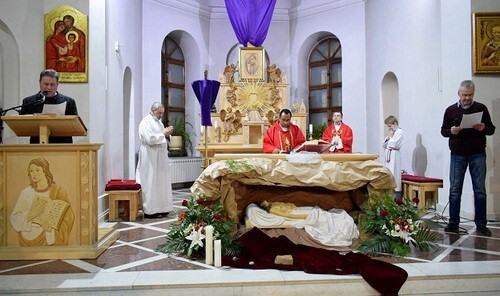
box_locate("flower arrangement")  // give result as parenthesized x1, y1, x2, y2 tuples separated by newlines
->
(156, 194, 240, 257)
(358, 193, 437, 257)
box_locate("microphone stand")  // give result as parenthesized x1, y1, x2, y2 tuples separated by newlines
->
(0, 98, 45, 144)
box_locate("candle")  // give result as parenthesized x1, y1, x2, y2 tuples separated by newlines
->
(214, 239, 222, 267)
(309, 124, 313, 134)
(214, 121, 218, 129)
(205, 225, 214, 265)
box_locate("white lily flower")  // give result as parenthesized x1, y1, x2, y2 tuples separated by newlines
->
(185, 227, 206, 249)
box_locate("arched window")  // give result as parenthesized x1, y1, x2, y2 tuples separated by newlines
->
(308, 37, 342, 127)
(161, 36, 185, 126)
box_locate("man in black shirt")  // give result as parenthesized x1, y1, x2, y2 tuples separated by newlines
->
(441, 80, 495, 236)
(20, 69, 78, 143)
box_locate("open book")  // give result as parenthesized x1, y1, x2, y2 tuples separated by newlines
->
(29, 195, 70, 230)
(293, 139, 332, 153)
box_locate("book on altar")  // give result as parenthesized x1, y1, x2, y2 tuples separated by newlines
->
(29, 195, 70, 230)
(293, 139, 332, 153)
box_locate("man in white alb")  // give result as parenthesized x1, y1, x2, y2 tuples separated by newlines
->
(136, 102, 174, 218)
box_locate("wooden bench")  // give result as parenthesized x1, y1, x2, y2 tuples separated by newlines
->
(105, 180, 142, 222)
(402, 174, 443, 211)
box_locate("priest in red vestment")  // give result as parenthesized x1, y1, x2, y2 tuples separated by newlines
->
(322, 111, 353, 153)
(263, 109, 306, 153)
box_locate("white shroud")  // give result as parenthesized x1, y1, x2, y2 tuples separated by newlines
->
(245, 204, 359, 247)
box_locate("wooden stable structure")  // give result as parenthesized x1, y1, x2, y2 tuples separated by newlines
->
(0, 115, 118, 260)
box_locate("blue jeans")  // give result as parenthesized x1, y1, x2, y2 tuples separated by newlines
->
(449, 152, 487, 227)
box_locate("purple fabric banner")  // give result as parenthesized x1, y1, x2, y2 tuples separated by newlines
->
(192, 79, 221, 126)
(224, 0, 277, 47)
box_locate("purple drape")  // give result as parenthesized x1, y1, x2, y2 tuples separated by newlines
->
(224, 0, 277, 47)
(191, 80, 220, 126)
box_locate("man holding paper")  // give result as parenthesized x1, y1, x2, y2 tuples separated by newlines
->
(441, 80, 495, 237)
(20, 69, 78, 143)
(136, 102, 174, 218)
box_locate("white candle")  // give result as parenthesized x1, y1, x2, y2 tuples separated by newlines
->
(214, 239, 222, 267)
(214, 121, 218, 129)
(205, 225, 214, 265)
(309, 124, 313, 134)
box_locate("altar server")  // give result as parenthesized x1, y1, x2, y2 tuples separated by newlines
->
(136, 102, 173, 218)
(383, 116, 404, 198)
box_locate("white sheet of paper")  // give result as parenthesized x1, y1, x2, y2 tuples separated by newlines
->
(459, 111, 483, 128)
(42, 102, 67, 115)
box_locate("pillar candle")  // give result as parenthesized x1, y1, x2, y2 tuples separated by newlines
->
(309, 124, 313, 134)
(214, 121, 218, 129)
(214, 239, 222, 267)
(205, 225, 214, 265)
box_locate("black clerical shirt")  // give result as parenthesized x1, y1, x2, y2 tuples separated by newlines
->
(20, 92, 78, 143)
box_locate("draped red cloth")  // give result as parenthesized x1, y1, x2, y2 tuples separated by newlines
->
(223, 227, 408, 296)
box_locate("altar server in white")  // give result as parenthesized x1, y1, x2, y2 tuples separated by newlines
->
(383, 116, 404, 198)
(136, 102, 174, 218)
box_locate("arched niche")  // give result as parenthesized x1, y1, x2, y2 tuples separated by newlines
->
(380, 71, 399, 157)
(122, 67, 134, 178)
(0, 20, 20, 144)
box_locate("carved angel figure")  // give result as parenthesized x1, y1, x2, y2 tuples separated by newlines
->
(219, 107, 241, 142)
(224, 63, 237, 84)
(267, 64, 281, 84)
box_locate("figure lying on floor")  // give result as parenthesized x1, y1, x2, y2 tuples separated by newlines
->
(245, 201, 359, 247)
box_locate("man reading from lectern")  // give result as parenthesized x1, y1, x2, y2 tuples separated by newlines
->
(263, 109, 305, 153)
(20, 69, 78, 143)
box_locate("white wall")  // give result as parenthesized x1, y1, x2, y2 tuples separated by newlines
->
(471, 0, 500, 220)
(104, 0, 143, 182)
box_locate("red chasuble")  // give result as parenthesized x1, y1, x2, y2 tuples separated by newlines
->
(263, 121, 306, 153)
(322, 122, 353, 153)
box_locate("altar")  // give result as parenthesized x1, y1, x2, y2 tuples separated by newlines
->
(196, 52, 308, 165)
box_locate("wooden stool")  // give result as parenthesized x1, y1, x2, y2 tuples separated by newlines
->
(402, 175, 443, 210)
(107, 189, 141, 221)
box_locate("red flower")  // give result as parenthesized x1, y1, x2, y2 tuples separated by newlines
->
(196, 198, 205, 205)
(395, 198, 403, 205)
(182, 200, 188, 206)
(413, 197, 420, 204)
(214, 213, 221, 220)
(380, 210, 388, 217)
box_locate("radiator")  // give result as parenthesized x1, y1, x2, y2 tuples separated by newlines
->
(169, 157, 203, 184)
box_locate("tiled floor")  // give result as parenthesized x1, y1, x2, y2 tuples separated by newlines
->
(0, 187, 499, 294)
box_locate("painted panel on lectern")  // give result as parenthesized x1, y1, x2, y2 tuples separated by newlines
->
(6, 154, 79, 246)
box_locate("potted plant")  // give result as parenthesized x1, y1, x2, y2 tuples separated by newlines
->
(169, 116, 194, 156)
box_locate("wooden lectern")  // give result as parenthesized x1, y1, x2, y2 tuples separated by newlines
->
(0, 115, 118, 260)
(2, 115, 87, 144)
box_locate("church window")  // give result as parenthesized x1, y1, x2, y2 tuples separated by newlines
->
(161, 36, 185, 127)
(308, 37, 342, 127)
